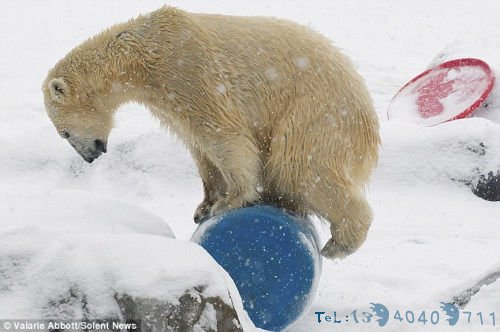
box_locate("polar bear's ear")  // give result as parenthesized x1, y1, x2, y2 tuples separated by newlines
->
(48, 78, 68, 102)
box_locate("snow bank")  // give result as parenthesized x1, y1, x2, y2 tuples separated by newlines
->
(376, 118, 500, 188)
(0, 190, 255, 330)
(0, 190, 175, 237)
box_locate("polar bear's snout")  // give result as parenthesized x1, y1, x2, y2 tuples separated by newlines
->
(67, 136, 107, 163)
(94, 139, 107, 154)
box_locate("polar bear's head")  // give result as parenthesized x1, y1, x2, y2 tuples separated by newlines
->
(43, 67, 113, 163)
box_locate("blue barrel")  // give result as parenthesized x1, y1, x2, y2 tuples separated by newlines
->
(192, 205, 322, 331)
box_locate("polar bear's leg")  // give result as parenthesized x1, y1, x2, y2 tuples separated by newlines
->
(307, 182, 373, 259)
(206, 134, 261, 216)
(191, 150, 226, 223)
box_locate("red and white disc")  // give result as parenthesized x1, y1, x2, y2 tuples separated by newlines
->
(387, 58, 495, 126)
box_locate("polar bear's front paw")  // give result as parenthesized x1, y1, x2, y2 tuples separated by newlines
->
(210, 193, 257, 217)
(210, 198, 242, 217)
(194, 199, 214, 223)
(321, 238, 355, 259)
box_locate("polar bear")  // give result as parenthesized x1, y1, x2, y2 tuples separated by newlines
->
(42, 6, 380, 258)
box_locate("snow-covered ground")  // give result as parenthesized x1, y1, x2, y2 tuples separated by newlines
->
(1, 1, 499, 331)
(0, 191, 256, 330)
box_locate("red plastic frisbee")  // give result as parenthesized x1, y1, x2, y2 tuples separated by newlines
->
(387, 58, 495, 126)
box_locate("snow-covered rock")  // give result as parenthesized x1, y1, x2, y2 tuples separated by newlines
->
(376, 118, 500, 190)
(0, 190, 254, 331)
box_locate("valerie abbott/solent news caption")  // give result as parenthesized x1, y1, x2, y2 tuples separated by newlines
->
(0, 320, 139, 331)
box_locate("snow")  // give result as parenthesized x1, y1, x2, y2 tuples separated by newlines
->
(0, 190, 256, 330)
(265, 67, 279, 81)
(1, 1, 499, 331)
(216, 83, 227, 94)
(0, 190, 176, 237)
(195, 303, 218, 332)
(294, 57, 310, 70)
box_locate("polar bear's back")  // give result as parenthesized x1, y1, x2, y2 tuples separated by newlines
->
(190, 12, 378, 170)
(190, 12, 348, 89)
(191, 13, 373, 123)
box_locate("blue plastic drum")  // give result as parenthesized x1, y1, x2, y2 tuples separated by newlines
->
(192, 205, 322, 331)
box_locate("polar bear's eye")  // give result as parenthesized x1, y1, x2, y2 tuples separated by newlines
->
(54, 85, 64, 94)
